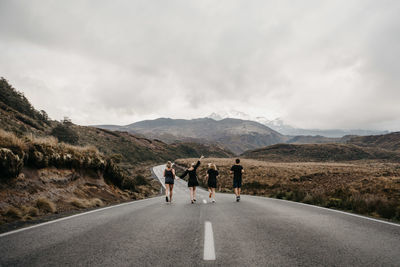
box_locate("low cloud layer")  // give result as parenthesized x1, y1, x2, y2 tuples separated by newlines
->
(0, 0, 399, 130)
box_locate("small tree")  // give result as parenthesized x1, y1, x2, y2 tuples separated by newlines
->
(51, 124, 79, 144)
(39, 110, 49, 122)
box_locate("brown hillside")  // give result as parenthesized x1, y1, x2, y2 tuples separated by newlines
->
(347, 132, 400, 151)
(241, 143, 400, 162)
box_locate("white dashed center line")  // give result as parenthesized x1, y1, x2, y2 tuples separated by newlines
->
(203, 221, 216, 260)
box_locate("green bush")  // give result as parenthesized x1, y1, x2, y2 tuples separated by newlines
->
(376, 201, 397, 219)
(104, 159, 126, 188)
(121, 177, 136, 191)
(51, 124, 79, 145)
(135, 175, 148, 186)
(327, 198, 342, 208)
(0, 148, 23, 180)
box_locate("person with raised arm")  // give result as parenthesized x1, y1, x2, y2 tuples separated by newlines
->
(163, 161, 176, 203)
(180, 155, 204, 204)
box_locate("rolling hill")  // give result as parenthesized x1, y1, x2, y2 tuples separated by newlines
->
(347, 132, 400, 151)
(241, 143, 400, 162)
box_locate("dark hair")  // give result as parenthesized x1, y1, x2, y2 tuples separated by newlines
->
(235, 158, 240, 164)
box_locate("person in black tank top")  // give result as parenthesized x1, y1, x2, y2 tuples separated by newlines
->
(164, 161, 176, 203)
(180, 155, 204, 203)
(206, 163, 219, 203)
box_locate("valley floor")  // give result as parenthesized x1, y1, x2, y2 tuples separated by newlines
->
(175, 158, 400, 222)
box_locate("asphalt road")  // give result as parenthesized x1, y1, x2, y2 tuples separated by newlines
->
(1, 164, 399, 266)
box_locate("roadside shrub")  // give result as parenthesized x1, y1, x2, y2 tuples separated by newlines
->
(135, 175, 148, 186)
(104, 159, 126, 188)
(282, 191, 292, 200)
(70, 198, 88, 209)
(36, 198, 56, 213)
(243, 181, 269, 190)
(376, 200, 397, 219)
(26, 206, 39, 217)
(90, 198, 104, 207)
(275, 191, 286, 199)
(70, 198, 104, 209)
(327, 198, 342, 208)
(292, 190, 307, 202)
(302, 194, 314, 204)
(122, 177, 136, 191)
(0, 148, 23, 180)
(4, 207, 22, 219)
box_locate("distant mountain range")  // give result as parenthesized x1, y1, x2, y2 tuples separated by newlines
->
(207, 111, 388, 137)
(96, 118, 287, 154)
(96, 111, 389, 154)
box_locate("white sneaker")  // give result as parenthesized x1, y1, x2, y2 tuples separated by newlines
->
(212, 199, 215, 203)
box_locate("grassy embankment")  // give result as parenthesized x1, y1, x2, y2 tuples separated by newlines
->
(0, 129, 159, 225)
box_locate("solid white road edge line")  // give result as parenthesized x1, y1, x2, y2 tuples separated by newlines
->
(0, 196, 161, 238)
(203, 221, 216, 260)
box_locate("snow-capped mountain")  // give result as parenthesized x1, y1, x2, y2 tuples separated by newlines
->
(207, 111, 253, 121)
(207, 110, 288, 132)
(206, 111, 388, 137)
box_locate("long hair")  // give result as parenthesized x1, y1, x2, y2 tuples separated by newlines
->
(211, 163, 217, 171)
(166, 161, 172, 169)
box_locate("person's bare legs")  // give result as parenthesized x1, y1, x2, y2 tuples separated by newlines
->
(193, 186, 197, 201)
(234, 187, 238, 196)
(238, 188, 241, 196)
(212, 188, 216, 202)
(208, 188, 212, 198)
(165, 184, 170, 202)
(169, 184, 174, 202)
(190, 187, 194, 202)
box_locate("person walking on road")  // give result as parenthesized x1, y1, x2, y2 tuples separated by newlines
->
(164, 161, 176, 203)
(230, 158, 244, 202)
(180, 155, 204, 203)
(206, 163, 219, 203)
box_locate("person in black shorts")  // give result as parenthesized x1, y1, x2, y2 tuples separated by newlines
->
(163, 161, 176, 203)
(180, 155, 204, 203)
(230, 158, 244, 202)
(206, 163, 219, 203)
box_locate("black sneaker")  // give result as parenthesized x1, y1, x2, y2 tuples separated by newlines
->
(236, 196, 240, 202)
(191, 200, 194, 204)
(193, 199, 197, 202)
(166, 196, 169, 202)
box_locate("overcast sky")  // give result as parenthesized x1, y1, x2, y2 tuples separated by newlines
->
(0, 0, 399, 130)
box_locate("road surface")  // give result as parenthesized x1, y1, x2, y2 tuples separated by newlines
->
(1, 164, 399, 266)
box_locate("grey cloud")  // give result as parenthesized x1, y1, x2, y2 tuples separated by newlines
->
(0, 0, 399, 130)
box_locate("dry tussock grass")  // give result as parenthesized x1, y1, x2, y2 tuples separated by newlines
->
(36, 198, 56, 213)
(4, 207, 23, 219)
(69, 198, 104, 209)
(26, 134, 58, 146)
(176, 158, 400, 220)
(0, 129, 26, 151)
